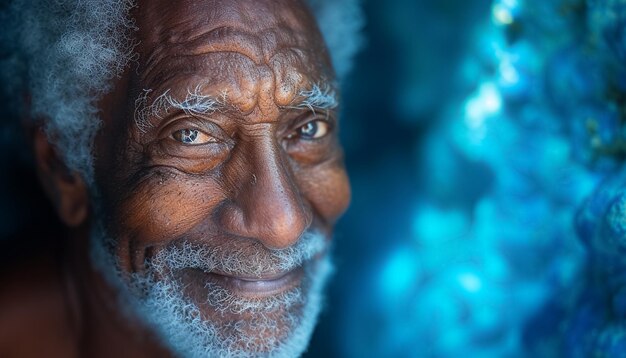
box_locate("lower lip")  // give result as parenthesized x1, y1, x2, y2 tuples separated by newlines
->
(186, 266, 305, 297)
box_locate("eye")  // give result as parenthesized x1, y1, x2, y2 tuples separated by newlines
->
(171, 129, 215, 145)
(289, 120, 330, 140)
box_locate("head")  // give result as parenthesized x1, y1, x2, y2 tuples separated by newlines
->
(3, 0, 362, 356)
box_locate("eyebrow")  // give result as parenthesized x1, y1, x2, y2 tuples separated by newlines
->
(134, 85, 227, 133)
(288, 83, 339, 113)
(134, 83, 338, 133)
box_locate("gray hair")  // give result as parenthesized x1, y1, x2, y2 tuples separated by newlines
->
(0, 0, 363, 183)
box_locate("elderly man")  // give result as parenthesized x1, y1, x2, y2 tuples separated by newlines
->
(0, 0, 359, 356)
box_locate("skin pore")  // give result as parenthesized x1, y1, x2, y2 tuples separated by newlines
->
(8, 0, 350, 357)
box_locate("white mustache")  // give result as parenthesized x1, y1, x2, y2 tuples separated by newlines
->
(150, 230, 328, 277)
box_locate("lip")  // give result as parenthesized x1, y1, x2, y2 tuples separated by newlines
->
(187, 266, 305, 297)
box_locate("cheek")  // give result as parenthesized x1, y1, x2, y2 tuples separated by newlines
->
(298, 162, 351, 223)
(112, 173, 226, 244)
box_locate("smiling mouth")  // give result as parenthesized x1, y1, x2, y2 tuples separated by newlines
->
(185, 266, 305, 298)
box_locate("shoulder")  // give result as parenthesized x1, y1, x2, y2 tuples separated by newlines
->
(0, 252, 78, 357)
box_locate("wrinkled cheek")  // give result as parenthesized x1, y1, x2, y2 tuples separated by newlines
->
(110, 174, 226, 245)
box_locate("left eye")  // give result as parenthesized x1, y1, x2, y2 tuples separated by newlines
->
(290, 120, 330, 140)
(171, 129, 215, 144)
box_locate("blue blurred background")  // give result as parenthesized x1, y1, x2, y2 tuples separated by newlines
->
(304, 0, 626, 357)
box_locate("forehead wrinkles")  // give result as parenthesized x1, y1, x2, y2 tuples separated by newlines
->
(139, 51, 313, 117)
(137, 0, 318, 75)
(140, 53, 262, 115)
(135, 0, 329, 114)
(141, 38, 319, 114)
(141, 23, 316, 81)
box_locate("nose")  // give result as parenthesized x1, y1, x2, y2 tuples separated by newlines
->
(217, 136, 312, 249)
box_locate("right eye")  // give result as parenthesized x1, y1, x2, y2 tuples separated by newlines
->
(171, 129, 216, 145)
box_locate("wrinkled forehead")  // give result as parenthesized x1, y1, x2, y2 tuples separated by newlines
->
(132, 0, 334, 113)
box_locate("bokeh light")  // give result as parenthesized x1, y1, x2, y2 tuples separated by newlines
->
(306, 0, 626, 356)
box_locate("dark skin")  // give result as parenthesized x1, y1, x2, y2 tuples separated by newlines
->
(0, 0, 350, 357)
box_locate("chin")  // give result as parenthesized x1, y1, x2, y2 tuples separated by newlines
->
(138, 256, 332, 358)
(89, 220, 334, 358)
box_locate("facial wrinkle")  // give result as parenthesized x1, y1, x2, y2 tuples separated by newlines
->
(258, 24, 307, 62)
(150, 21, 306, 67)
(135, 1, 329, 122)
(255, 63, 280, 118)
(184, 27, 263, 64)
(180, 28, 315, 112)
(270, 49, 309, 107)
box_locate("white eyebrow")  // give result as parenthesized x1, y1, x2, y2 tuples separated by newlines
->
(134, 83, 338, 132)
(134, 85, 227, 133)
(290, 83, 339, 113)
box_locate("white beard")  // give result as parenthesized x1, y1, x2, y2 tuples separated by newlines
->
(88, 217, 333, 358)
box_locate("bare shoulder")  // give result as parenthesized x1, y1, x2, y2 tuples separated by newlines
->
(0, 254, 78, 358)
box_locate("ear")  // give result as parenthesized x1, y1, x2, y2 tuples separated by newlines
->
(32, 127, 89, 227)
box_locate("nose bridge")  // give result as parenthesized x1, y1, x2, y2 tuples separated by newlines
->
(227, 135, 311, 249)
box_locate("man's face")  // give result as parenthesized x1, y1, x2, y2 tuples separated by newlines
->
(91, 0, 350, 356)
